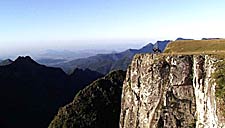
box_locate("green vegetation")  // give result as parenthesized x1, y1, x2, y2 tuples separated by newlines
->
(164, 39, 225, 54)
(213, 61, 225, 99)
(48, 70, 126, 128)
(212, 60, 225, 117)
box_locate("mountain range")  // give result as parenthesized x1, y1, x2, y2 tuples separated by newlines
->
(35, 49, 115, 66)
(48, 38, 225, 128)
(1, 38, 225, 128)
(53, 40, 171, 74)
(0, 59, 13, 66)
(0, 40, 171, 128)
(0, 56, 103, 128)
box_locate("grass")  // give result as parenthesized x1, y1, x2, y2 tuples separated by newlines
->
(164, 39, 225, 55)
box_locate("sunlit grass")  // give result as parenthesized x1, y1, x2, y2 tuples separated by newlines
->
(164, 39, 225, 55)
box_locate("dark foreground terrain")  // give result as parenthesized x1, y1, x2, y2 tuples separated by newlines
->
(49, 70, 126, 128)
(0, 56, 103, 128)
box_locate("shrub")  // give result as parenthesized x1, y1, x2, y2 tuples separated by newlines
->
(213, 60, 225, 99)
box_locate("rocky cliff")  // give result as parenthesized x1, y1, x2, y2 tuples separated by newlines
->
(120, 54, 225, 128)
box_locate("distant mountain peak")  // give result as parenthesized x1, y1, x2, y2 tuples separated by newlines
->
(139, 43, 153, 53)
(14, 56, 39, 65)
(71, 68, 102, 75)
(4, 59, 13, 62)
(153, 40, 171, 53)
(0, 59, 13, 66)
(144, 42, 154, 47)
(202, 38, 223, 40)
(176, 37, 194, 40)
(54, 42, 170, 74)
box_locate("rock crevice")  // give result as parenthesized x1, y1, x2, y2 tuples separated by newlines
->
(120, 54, 224, 128)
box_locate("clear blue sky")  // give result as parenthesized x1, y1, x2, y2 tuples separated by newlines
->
(1, 0, 225, 55)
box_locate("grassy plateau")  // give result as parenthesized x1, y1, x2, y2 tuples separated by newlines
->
(164, 39, 225, 55)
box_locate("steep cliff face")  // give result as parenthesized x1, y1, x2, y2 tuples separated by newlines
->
(193, 55, 218, 127)
(120, 54, 225, 128)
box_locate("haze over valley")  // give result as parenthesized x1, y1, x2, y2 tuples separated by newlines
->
(1, 0, 225, 128)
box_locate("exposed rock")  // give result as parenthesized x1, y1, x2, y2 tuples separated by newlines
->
(120, 54, 225, 128)
(193, 55, 218, 127)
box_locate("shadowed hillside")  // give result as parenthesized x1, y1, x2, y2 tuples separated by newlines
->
(49, 70, 126, 128)
(0, 56, 103, 128)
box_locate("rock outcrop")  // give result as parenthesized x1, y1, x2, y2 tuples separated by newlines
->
(120, 54, 225, 128)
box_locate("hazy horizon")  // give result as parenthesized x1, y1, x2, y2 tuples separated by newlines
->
(0, 38, 153, 59)
(1, 0, 225, 57)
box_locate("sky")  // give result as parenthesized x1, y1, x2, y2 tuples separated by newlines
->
(1, 0, 225, 56)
